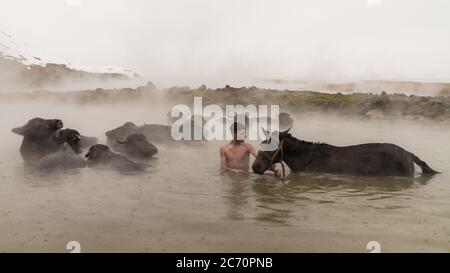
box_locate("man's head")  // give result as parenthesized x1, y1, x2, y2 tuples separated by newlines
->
(230, 122, 246, 142)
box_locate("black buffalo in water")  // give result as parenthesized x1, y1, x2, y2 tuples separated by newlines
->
(85, 144, 148, 172)
(79, 134, 98, 150)
(279, 112, 294, 131)
(106, 122, 173, 145)
(12, 118, 98, 160)
(116, 133, 158, 159)
(53, 128, 98, 152)
(12, 118, 98, 161)
(12, 118, 64, 160)
(249, 112, 294, 131)
(217, 112, 294, 132)
(53, 128, 81, 149)
(252, 130, 439, 177)
(35, 143, 87, 172)
(53, 128, 84, 154)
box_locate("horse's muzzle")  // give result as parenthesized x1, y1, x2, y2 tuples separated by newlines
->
(252, 165, 265, 175)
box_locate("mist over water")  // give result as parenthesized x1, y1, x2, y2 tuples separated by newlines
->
(0, 99, 449, 252)
(2, 0, 450, 88)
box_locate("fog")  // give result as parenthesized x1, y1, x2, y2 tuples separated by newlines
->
(1, 1, 450, 253)
(1, 0, 450, 88)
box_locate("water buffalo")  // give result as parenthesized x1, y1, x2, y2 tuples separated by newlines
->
(167, 112, 206, 127)
(168, 112, 212, 140)
(220, 112, 293, 132)
(53, 128, 98, 153)
(35, 143, 87, 172)
(53, 128, 83, 153)
(12, 118, 98, 160)
(106, 122, 173, 145)
(252, 130, 440, 177)
(245, 114, 293, 132)
(85, 144, 148, 172)
(279, 112, 294, 131)
(79, 135, 98, 149)
(116, 133, 158, 159)
(12, 118, 64, 160)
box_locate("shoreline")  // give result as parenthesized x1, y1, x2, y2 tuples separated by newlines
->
(1, 84, 449, 123)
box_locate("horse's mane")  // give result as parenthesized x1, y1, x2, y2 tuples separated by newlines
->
(283, 133, 329, 146)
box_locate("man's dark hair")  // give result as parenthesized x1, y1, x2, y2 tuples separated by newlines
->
(230, 122, 245, 135)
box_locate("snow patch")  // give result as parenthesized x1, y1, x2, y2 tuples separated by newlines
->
(0, 31, 136, 78)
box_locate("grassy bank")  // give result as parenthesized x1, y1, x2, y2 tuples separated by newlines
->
(1, 85, 449, 122)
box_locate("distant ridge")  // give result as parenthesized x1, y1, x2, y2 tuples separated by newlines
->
(0, 31, 138, 92)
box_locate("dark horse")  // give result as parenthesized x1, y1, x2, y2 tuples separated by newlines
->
(252, 130, 439, 177)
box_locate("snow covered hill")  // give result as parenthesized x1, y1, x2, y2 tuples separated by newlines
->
(0, 31, 138, 92)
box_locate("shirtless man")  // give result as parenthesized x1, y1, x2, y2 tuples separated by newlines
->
(220, 122, 257, 172)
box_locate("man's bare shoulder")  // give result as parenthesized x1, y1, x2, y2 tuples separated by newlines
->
(220, 143, 232, 151)
(244, 142, 256, 150)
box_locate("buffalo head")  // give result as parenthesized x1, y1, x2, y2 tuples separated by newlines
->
(12, 118, 63, 139)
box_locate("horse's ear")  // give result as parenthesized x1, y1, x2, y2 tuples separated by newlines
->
(261, 127, 270, 138)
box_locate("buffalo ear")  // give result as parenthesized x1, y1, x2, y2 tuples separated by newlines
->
(12, 126, 26, 136)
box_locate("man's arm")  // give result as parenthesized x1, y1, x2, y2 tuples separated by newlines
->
(246, 143, 258, 158)
(220, 146, 227, 170)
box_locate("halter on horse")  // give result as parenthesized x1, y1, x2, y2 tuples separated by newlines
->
(259, 138, 287, 179)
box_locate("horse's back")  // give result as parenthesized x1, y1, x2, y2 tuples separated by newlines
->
(322, 143, 415, 176)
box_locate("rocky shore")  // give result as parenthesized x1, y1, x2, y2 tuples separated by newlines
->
(1, 83, 449, 123)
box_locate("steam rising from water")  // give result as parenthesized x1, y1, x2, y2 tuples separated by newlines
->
(0, 98, 449, 252)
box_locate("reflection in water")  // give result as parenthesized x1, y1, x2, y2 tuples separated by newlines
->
(222, 172, 435, 226)
(221, 170, 252, 221)
(284, 172, 431, 192)
(252, 176, 296, 225)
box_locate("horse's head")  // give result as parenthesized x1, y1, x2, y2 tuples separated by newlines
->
(252, 128, 290, 175)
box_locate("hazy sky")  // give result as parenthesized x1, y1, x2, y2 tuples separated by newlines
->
(1, 0, 449, 87)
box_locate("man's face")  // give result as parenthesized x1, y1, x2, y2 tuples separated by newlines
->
(234, 129, 246, 141)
